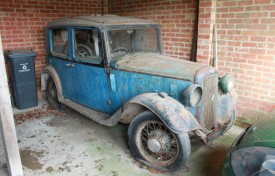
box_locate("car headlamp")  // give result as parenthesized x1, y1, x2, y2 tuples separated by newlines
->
(231, 146, 275, 176)
(183, 84, 202, 107)
(219, 73, 234, 93)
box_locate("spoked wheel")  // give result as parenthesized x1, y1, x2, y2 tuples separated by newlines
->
(46, 77, 62, 110)
(77, 44, 94, 58)
(128, 111, 191, 172)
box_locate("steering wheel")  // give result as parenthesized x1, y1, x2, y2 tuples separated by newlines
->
(112, 47, 128, 53)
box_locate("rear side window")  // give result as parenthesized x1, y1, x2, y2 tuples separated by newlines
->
(52, 28, 68, 55)
(74, 28, 100, 61)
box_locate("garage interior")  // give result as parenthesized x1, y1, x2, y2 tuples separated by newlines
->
(0, 0, 274, 175)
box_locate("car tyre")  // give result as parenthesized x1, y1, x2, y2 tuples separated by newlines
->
(46, 77, 66, 110)
(128, 111, 191, 172)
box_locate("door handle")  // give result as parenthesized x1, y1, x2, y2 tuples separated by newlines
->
(65, 63, 74, 68)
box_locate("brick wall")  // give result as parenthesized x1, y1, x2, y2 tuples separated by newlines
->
(0, 0, 101, 84)
(109, 0, 197, 60)
(216, 0, 275, 117)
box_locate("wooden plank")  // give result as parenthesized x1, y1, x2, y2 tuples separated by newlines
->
(0, 35, 24, 175)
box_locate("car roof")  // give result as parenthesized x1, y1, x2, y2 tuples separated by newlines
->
(46, 15, 158, 28)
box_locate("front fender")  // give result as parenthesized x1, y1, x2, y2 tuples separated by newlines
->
(128, 92, 200, 134)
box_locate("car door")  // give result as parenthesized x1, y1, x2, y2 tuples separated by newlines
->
(72, 27, 112, 114)
(48, 28, 76, 101)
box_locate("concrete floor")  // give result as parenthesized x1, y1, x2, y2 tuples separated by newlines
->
(0, 104, 244, 176)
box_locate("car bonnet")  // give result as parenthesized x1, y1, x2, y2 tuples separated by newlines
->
(238, 117, 275, 149)
(110, 53, 207, 82)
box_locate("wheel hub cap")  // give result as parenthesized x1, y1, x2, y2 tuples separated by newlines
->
(147, 129, 171, 153)
(147, 139, 161, 153)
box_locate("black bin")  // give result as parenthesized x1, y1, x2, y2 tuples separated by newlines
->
(5, 50, 38, 109)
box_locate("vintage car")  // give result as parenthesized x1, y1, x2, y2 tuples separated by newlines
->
(223, 117, 275, 176)
(41, 15, 238, 172)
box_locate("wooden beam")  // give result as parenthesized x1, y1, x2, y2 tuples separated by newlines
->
(0, 35, 24, 175)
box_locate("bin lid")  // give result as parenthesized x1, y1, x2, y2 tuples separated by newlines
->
(5, 50, 38, 59)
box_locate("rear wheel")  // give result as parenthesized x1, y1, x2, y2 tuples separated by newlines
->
(128, 111, 191, 172)
(46, 77, 62, 110)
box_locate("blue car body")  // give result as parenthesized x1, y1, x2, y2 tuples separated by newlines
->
(42, 15, 238, 161)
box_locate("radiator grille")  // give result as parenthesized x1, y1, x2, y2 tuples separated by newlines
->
(201, 75, 218, 130)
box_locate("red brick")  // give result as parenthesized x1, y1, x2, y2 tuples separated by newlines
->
(271, 12, 275, 17)
(260, 18, 275, 24)
(261, 5, 275, 11)
(254, 77, 271, 84)
(255, 0, 272, 4)
(248, 60, 264, 65)
(267, 50, 275, 55)
(250, 36, 267, 42)
(229, 7, 244, 12)
(242, 42, 257, 47)
(238, 1, 253, 6)
(223, 2, 237, 6)
(250, 48, 266, 55)
(263, 61, 275, 68)
(245, 6, 261, 11)
(257, 55, 273, 61)
(260, 95, 275, 104)
(221, 13, 234, 18)
(228, 19, 243, 24)
(240, 64, 255, 70)
(234, 35, 249, 41)
(251, 12, 269, 18)
(257, 102, 275, 112)
(238, 84, 253, 91)
(267, 37, 275, 42)
(252, 88, 269, 95)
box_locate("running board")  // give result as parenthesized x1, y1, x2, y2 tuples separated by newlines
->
(60, 98, 117, 126)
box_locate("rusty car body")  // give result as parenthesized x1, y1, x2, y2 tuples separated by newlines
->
(42, 15, 238, 172)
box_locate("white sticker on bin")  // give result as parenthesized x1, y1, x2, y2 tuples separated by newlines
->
(19, 63, 30, 73)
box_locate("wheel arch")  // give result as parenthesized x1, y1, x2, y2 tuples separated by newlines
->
(120, 93, 200, 134)
(42, 66, 64, 101)
(127, 110, 191, 172)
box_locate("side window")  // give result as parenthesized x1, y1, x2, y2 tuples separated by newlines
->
(75, 29, 100, 61)
(52, 28, 68, 55)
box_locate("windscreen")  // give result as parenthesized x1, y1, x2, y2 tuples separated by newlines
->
(107, 27, 159, 59)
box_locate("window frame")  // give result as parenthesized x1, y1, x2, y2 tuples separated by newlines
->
(105, 25, 163, 62)
(72, 27, 103, 65)
(49, 27, 71, 59)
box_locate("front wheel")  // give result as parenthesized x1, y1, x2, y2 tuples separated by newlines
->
(128, 111, 191, 172)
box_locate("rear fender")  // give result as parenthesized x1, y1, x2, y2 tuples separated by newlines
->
(120, 92, 200, 134)
(41, 66, 64, 101)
